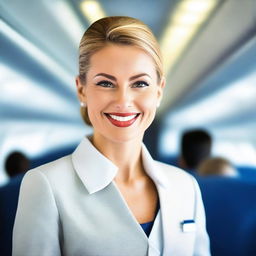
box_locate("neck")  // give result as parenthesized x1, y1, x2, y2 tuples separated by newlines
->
(91, 134, 145, 182)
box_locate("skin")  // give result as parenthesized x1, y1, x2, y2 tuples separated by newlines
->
(76, 44, 165, 223)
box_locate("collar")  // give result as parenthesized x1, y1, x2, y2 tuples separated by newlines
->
(72, 136, 167, 194)
(72, 136, 118, 194)
(141, 144, 168, 189)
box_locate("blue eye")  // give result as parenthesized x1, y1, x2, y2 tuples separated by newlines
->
(96, 80, 114, 88)
(132, 81, 149, 88)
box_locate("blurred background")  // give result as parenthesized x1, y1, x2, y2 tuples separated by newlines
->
(1, 0, 256, 184)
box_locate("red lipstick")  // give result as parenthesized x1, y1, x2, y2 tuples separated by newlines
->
(105, 113, 140, 127)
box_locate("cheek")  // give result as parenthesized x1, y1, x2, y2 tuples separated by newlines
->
(85, 92, 101, 119)
(138, 91, 158, 111)
(86, 90, 106, 109)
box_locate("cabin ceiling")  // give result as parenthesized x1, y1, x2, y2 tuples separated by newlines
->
(1, 0, 255, 113)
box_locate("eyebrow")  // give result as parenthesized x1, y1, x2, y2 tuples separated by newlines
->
(94, 73, 151, 81)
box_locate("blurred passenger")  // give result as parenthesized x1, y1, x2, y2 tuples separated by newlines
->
(179, 129, 212, 174)
(198, 157, 238, 177)
(5, 151, 30, 178)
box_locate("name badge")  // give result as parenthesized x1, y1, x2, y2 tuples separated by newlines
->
(181, 220, 196, 233)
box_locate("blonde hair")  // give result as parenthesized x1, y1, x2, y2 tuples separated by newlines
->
(78, 16, 163, 125)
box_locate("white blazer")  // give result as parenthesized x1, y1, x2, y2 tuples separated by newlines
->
(13, 137, 210, 256)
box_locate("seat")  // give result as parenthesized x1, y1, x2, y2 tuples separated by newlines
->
(0, 174, 24, 256)
(237, 166, 256, 182)
(197, 177, 256, 256)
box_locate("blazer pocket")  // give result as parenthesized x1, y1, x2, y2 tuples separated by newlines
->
(180, 220, 196, 233)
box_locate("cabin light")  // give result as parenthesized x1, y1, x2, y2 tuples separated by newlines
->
(172, 12, 200, 25)
(167, 71, 256, 127)
(49, 0, 84, 46)
(160, 0, 217, 74)
(80, 0, 106, 24)
(181, 0, 215, 13)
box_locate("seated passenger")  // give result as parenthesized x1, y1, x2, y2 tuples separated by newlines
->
(198, 157, 238, 177)
(5, 151, 30, 178)
(178, 129, 212, 175)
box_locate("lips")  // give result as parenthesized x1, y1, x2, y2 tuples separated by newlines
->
(105, 112, 140, 127)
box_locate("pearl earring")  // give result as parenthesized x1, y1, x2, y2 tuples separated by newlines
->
(157, 102, 160, 108)
(80, 102, 86, 107)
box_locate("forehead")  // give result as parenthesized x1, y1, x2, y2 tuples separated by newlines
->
(88, 44, 157, 79)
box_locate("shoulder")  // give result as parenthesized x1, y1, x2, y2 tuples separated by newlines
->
(33, 154, 72, 173)
(21, 155, 76, 192)
(154, 160, 194, 180)
(27, 155, 72, 178)
(153, 160, 198, 192)
(19, 154, 87, 207)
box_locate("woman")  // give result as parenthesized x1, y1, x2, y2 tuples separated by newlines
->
(13, 16, 210, 256)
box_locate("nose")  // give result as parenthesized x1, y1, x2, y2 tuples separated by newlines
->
(114, 88, 133, 109)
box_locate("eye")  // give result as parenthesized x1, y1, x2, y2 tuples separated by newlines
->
(96, 80, 114, 88)
(131, 81, 149, 88)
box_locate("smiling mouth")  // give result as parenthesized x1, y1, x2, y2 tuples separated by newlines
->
(104, 113, 140, 127)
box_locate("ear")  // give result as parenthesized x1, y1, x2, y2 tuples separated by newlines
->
(76, 76, 87, 103)
(157, 76, 166, 104)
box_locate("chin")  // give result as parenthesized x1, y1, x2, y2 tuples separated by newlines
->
(104, 130, 144, 144)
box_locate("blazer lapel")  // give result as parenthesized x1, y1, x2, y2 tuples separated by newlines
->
(148, 210, 162, 256)
(159, 174, 198, 256)
(142, 145, 196, 255)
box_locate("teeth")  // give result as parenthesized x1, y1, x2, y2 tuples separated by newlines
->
(109, 114, 137, 121)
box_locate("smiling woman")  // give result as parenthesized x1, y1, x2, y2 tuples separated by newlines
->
(12, 16, 210, 256)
